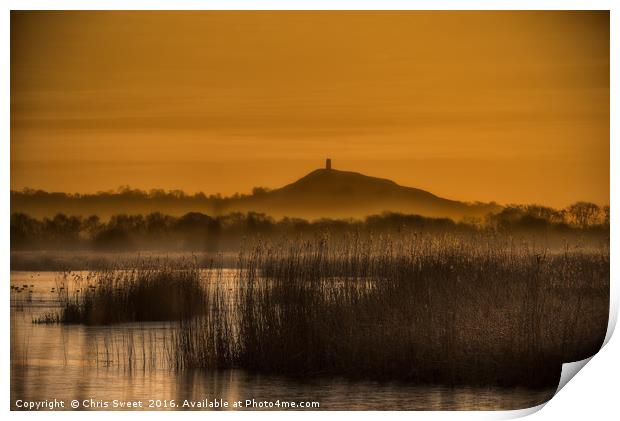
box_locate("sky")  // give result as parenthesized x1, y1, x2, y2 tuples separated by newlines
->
(11, 11, 609, 207)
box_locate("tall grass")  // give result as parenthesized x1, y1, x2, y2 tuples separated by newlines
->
(37, 259, 207, 325)
(36, 232, 608, 387)
(172, 233, 609, 387)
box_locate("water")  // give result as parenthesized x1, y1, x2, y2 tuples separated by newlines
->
(10, 271, 554, 411)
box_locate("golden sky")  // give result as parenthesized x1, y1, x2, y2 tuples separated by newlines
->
(11, 11, 609, 207)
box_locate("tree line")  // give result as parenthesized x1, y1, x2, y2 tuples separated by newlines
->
(11, 202, 609, 251)
(11, 186, 271, 219)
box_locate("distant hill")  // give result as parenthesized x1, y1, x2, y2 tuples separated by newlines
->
(11, 167, 501, 220)
(228, 168, 499, 220)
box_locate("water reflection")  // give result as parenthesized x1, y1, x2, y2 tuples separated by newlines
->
(11, 271, 554, 410)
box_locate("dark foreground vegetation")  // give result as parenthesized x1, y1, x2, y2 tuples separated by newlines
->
(36, 262, 206, 324)
(11, 201, 609, 252)
(175, 235, 608, 387)
(36, 233, 609, 388)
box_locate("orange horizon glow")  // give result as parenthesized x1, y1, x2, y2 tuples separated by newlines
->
(11, 11, 610, 207)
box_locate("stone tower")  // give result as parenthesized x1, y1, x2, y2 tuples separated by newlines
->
(326, 158, 332, 170)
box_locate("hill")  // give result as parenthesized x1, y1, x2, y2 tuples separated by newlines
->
(228, 168, 499, 220)
(11, 166, 500, 220)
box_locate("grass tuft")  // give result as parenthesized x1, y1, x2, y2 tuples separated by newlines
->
(36, 260, 207, 325)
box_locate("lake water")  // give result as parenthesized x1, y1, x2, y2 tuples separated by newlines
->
(10, 271, 555, 411)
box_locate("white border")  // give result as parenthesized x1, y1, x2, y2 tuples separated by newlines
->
(2, 2, 617, 420)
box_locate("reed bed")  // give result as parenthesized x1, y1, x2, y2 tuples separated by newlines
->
(172, 233, 609, 387)
(37, 259, 208, 325)
(35, 232, 609, 387)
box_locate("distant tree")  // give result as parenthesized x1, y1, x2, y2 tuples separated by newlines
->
(524, 205, 564, 224)
(246, 212, 275, 234)
(44, 213, 82, 243)
(170, 189, 185, 199)
(251, 187, 271, 196)
(82, 215, 103, 238)
(149, 188, 167, 198)
(566, 202, 601, 228)
(10, 213, 41, 248)
(109, 214, 146, 234)
(145, 212, 173, 236)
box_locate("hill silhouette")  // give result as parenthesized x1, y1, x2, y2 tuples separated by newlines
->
(229, 167, 499, 220)
(11, 165, 501, 220)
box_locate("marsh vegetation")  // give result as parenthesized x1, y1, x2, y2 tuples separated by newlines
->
(35, 261, 206, 325)
(31, 232, 609, 389)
